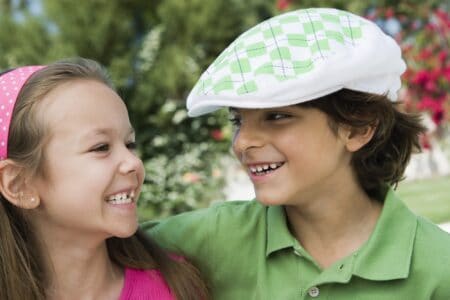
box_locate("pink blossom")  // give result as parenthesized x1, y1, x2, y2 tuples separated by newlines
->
(418, 48, 433, 60)
(424, 80, 437, 92)
(412, 70, 429, 86)
(385, 7, 394, 18)
(210, 129, 224, 141)
(438, 50, 448, 63)
(443, 67, 450, 81)
(417, 96, 443, 112)
(276, 0, 292, 11)
(182, 172, 201, 183)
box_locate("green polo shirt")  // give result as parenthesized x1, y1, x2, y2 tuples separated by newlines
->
(142, 189, 450, 299)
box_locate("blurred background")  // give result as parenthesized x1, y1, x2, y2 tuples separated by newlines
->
(1, 0, 448, 226)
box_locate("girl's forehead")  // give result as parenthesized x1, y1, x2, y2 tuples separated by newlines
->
(38, 80, 131, 138)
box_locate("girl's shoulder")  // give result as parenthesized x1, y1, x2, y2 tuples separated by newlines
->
(119, 267, 175, 300)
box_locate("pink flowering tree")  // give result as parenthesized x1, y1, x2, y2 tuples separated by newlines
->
(398, 6, 450, 127)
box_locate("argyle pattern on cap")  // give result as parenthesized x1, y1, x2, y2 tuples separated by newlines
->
(192, 8, 366, 97)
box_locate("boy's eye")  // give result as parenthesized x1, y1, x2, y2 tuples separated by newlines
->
(267, 112, 291, 120)
(228, 116, 242, 127)
(91, 144, 109, 152)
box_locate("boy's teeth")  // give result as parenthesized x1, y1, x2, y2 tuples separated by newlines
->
(249, 163, 283, 175)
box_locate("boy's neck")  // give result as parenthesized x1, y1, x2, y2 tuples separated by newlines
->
(284, 185, 382, 269)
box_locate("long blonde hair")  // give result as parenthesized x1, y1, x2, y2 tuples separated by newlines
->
(0, 58, 208, 300)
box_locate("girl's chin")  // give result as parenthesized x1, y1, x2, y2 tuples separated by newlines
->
(110, 224, 139, 239)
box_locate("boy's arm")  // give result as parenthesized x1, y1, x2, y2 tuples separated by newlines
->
(140, 207, 217, 273)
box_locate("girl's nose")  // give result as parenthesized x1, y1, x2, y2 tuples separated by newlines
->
(119, 148, 143, 175)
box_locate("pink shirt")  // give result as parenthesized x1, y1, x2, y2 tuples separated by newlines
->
(119, 267, 175, 300)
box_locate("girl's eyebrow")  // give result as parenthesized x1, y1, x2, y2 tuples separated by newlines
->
(127, 127, 136, 136)
(82, 127, 135, 140)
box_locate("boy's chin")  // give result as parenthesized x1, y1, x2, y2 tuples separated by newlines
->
(254, 191, 286, 206)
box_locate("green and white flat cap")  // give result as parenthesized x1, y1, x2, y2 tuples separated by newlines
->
(187, 8, 406, 117)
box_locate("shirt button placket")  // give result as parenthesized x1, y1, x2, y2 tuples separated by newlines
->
(308, 286, 320, 298)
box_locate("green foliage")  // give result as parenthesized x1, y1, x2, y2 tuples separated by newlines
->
(141, 142, 226, 219)
(4, 0, 443, 218)
(0, 0, 272, 218)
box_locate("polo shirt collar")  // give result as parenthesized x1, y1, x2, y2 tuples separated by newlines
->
(265, 188, 417, 281)
(266, 205, 297, 256)
(352, 188, 417, 280)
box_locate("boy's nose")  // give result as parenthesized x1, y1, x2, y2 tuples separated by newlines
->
(232, 123, 265, 154)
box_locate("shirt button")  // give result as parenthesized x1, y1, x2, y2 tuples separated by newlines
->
(308, 286, 320, 297)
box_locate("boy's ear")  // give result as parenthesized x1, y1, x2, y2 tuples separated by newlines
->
(340, 125, 376, 152)
(0, 160, 40, 209)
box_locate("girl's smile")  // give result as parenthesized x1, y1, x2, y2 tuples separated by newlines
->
(30, 79, 145, 240)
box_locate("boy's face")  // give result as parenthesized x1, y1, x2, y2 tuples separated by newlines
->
(29, 79, 144, 243)
(230, 105, 354, 206)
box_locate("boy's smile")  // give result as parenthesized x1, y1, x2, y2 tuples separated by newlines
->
(231, 105, 353, 206)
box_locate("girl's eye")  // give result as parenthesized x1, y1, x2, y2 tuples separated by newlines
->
(91, 144, 109, 152)
(126, 141, 137, 150)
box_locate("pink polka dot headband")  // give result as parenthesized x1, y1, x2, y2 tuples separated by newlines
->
(0, 66, 45, 160)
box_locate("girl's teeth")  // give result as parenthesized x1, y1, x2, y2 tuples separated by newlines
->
(108, 192, 134, 204)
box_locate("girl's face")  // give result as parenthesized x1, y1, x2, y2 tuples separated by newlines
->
(231, 105, 354, 207)
(30, 79, 144, 241)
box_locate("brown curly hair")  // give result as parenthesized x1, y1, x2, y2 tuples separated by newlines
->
(299, 89, 426, 201)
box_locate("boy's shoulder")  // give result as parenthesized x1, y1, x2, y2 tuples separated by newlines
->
(415, 215, 450, 249)
(412, 215, 450, 276)
(185, 199, 268, 227)
(142, 200, 267, 232)
(210, 199, 266, 214)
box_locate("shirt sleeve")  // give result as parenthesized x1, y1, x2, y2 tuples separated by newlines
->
(140, 207, 217, 277)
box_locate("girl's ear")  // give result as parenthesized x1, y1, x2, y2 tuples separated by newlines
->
(340, 125, 376, 152)
(0, 160, 40, 209)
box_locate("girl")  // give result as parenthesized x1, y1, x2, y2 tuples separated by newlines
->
(0, 58, 208, 300)
(146, 8, 450, 299)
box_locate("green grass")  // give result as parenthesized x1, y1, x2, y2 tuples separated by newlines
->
(397, 176, 450, 224)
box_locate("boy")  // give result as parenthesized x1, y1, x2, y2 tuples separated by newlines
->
(144, 8, 450, 299)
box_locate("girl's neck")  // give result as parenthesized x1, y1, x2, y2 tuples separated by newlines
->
(42, 238, 124, 300)
(285, 184, 382, 269)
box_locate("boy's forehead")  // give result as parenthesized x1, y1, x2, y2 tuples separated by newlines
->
(186, 8, 405, 117)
